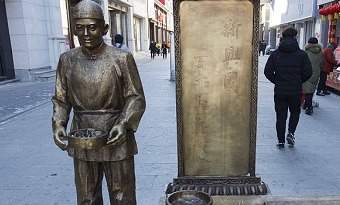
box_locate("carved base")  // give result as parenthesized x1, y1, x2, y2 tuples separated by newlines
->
(166, 176, 269, 196)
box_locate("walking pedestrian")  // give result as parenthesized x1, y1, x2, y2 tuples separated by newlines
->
(259, 40, 266, 56)
(167, 41, 171, 53)
(316, 41, 339, 96)
(302, 37, 324, 115)
(156, 42, 161, 56)
(264, 27, 312, 149)
(261, 41, 267, 56)
(51, 0, 146, 204)
(149, 41, 156, 59)
(259, 41, 263, 56)
(162, 41, 168, 59)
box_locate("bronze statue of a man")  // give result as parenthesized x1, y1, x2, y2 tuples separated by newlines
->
(51, 0, 146, 204)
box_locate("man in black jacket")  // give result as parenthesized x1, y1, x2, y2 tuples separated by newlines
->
(264, 27, 312, 149)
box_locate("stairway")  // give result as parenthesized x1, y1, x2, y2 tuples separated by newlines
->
(29, 66, 56, 82)
(0, 76, 7, 81)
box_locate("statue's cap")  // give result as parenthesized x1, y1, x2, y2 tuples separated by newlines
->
(73, 0, 104, 20)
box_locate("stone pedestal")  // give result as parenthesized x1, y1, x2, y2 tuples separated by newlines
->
(160, 195, 340, 205)
(166, 176, 268, 196)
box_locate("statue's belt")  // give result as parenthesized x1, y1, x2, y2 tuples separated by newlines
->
(74, 109, 121, 115)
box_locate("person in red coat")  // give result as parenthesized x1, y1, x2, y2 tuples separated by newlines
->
(316, 41, 339, 96)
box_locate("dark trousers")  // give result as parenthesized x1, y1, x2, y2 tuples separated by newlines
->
(274, 94, 301, 143)
(74, 158, 136, 205)
(317, 71, 328, 93)
(150, 51, 155, 59)
(304, 93, 313, 109)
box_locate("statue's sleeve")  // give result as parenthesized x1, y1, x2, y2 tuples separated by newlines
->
(51, 54, 71, 131)
(116, 52, 146, 132)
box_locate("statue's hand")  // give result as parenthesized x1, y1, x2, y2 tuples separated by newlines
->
(53, 126, 67, 151)
(107, 124, 126, 146)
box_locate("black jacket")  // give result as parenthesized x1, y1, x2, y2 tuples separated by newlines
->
(264, 37, 312, 95)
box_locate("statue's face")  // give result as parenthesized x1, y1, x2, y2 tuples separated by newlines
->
(74, 18, 108, 50)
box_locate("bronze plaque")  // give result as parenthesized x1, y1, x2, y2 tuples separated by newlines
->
(179, 1, 254, 176)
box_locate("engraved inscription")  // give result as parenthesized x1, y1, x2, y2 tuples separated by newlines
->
(221, 16, 242, 39)
(224, 72, 238, 91)
(193, 56, 209, 166)
(223, 46, 241, 65)
(194, 93, 209, 160)
(194, 56, 209, 85)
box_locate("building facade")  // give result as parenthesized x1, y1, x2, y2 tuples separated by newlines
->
(267, 0, 319, 49)
(0, 0, 174, 82)
(265, 0, 340, 91)
(259, 0, 271, 46)
(1, 0, 65, 82)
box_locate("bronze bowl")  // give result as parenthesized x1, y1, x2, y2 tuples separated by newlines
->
(68, 128, 107, 149)
(166, 190, 213, 205)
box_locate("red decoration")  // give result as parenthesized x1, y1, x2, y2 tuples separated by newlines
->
(331, 5, 336, 13)
(319, 8, 325, 15)
(328, 20, 337, 43)
(158, 13, 163, 23)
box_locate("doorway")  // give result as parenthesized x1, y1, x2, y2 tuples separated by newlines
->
(0, 1, 15, 81)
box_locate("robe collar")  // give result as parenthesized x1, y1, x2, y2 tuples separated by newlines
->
(81, 42, 106, 60)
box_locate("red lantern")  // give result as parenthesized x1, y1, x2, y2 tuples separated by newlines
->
(331, 5, 336, 14)
(325, 7, 330, 15)
(319, 8, 326, 21)
(337, 4, 340, 12)
(319, 8, 324, 15)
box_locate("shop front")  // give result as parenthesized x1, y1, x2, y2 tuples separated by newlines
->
(318, 0, 340, 91)
(108, 1, 129, 47)
(149, 2, 169, 44)
(329, 46, 340, 91)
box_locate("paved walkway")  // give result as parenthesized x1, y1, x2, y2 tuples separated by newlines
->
(0, 54, 340, 205)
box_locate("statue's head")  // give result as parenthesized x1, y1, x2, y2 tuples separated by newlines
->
(73, 0, 104, 20)
(73, 0, 109, 50)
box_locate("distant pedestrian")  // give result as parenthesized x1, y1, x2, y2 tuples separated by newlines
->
(302, 37, 324, 115)
(167, 41, 170, 53)
(259, 40, 266, 56)
(259, 41, 264, 56)
(156, 42, 161, 56)
(316, 41, 339, 96)
(162, 41, 168, 59)
(264, 27, 312, 149)
(261, 41, 266, 56)
(113, 34, 129, 51)
(149, 41, 156, 59)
